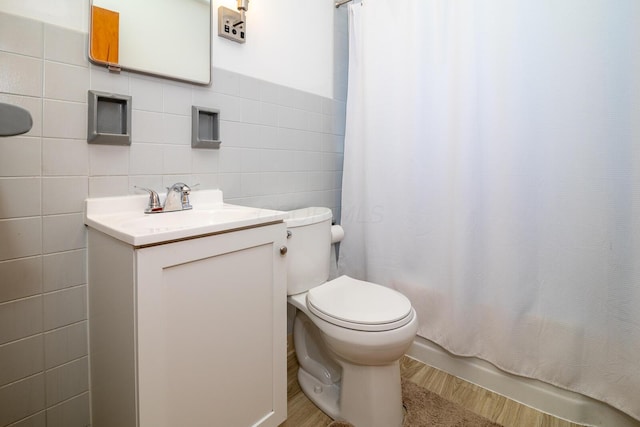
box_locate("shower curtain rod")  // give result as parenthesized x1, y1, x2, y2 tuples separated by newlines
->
(335, 0, 352, 8)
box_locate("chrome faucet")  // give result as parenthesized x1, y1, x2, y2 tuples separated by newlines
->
(163, 182, 192, 212)
(135, 182, 193, 214)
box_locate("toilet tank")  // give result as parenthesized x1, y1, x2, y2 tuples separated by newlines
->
(285, 207, 333, 295)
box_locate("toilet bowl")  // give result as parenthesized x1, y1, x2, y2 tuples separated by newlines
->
(285, 207, 418, 427)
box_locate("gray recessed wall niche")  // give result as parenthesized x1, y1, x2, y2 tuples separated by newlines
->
(87, 90, 132, 145)
(191, 106, 221, 149)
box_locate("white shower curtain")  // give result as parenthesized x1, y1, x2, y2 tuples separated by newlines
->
(338, 0, 640, 420)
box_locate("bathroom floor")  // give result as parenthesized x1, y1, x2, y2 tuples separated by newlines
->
(280, 337, 583, 427)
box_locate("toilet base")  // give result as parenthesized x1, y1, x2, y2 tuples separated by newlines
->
(338, 359, 404, 427)
(297, 367, 341, 420)
(298, 358, 404, 427)
(290, 297, 410, 427)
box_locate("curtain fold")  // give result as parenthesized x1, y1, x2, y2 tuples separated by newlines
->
(338, 0, 640, 420)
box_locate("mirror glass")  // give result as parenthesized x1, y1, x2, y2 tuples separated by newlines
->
(89, 0, 211, 85)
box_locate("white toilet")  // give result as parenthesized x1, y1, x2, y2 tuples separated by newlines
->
(286, 207, 418, 427)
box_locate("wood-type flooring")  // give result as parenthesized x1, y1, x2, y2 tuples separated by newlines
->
(280, 339, 583, 427)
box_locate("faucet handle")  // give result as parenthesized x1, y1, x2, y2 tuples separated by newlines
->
(134, 186, 163, 213)
(180, 184, 193, 210)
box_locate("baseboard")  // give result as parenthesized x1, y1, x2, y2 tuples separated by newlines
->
(407, 336, 640, 427)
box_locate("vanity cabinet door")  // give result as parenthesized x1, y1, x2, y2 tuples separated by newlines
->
(135, 223, 287, 427)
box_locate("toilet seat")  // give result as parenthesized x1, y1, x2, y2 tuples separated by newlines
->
(306, 276, 414, 332)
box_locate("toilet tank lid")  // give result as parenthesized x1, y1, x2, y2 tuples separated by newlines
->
(285, 207, 332, 227)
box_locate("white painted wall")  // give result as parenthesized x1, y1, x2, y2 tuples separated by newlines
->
(0, 0, 338, 97)
(0, 0, 89, 32)
(214, 0, 335, 98)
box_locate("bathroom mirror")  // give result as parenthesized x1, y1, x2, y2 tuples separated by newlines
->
(89, 0, 211, 85)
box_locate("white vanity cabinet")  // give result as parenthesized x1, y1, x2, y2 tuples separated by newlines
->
(87, 222, 287, 427)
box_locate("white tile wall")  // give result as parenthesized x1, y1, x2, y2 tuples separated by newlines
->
(7, 411, 46, 427)
(0, 218, 42, 261)
(89, 66, 129, 94)
(0, 52, 42, 97)
(42, 100, 85, 140)
(88, 175, 129, 197)
(42, 286, 86, 332)
(191, 149, 219, 175)
(0, 178, 41, 219)
(211, 68, 240, 96)
(160, 114, 190, 145)
(0, 9, 347, 426)
(129, 143, 164, 175)
(0, 257, 42, 303)
(238, 74, 262, 100)
(41, 214, 85, 254)
(0, 137, 41, 177)
(43, 62, 88, 103)
(163, 82, 192, 115)
(41, 177, 87, 215)
(42, 138, 88, 176)
(44, 357, 88, 406)
(42, 250, 85, 293)
(0, 374, 45, 426)
(0, 296, 43, 345)
(189, 173, 218, 191)
(45, 393, 89, 427)
(128, 175, 164, 195)
(162, 145, 191, 174)
(0, 13, 43, 58)
(218, 147, 243, 173)
(0, 335, 43, 386)
(43, 322, 87, 370)
(88, 145, 129, 176)
(130, 76, 163, 112)
(131, 110, 165, 143)
(43, 25, 87, 67)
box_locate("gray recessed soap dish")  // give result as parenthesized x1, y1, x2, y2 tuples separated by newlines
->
(87, 90, 132, 145)
(192, 106, 221, 149)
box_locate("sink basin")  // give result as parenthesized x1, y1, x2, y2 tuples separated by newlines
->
(118, 208, 262, 231)
(84, 189, 287, 246)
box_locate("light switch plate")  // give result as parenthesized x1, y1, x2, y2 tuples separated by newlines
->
(218, 6, 246, 43)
